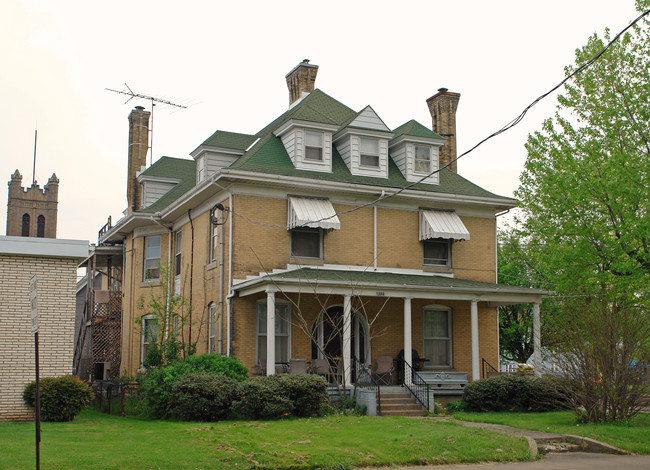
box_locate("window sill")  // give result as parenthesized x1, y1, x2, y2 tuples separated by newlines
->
(206, 260, 218, 272)
(140, 280, 161, 288)
(422, 265, 453, 274)
(289, 257, 324, 266)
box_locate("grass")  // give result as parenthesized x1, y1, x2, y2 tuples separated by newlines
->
(0, 409, 532, 469)
(453, 410, 650, 454)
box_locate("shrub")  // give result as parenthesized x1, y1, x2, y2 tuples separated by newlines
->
(140, 354, 248, 418)
(277, 374, 329, 418)
(443, 400, 467, 413)
(462, 374, 570, 412)
(233, 376, 292, 420)
(169, 373, 241, 421)
(23, 375, 94, 422)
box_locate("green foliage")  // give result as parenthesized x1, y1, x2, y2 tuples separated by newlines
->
(462, 375, 570, 412)
(233, 374, 330, 419)
(140, 354, 248, 418)
(444, 400, 467, 413)
(23, 375, 94, 422)
(169, 372, 241, 421)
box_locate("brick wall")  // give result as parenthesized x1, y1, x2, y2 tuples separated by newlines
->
(0, 255, 78, 421)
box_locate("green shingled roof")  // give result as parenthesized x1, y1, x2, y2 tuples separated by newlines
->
(393, 119, 444, 140)
(198, 130, 257, 151)
(138, 157, 196, 213)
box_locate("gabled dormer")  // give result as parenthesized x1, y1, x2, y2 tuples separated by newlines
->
(333, 106, 394, 178)
(273, 120, 338, 173)
(191, 131, 258, 184)
(389, 120, 444, 184)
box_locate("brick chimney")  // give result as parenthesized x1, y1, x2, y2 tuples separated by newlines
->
(426, 88, 461, 173)
(127, 106, 150, 213)
(286, 59, 318, 106)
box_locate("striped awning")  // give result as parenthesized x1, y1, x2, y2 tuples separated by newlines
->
(419, 210, 470, 241)
(287, 197, 340, 230)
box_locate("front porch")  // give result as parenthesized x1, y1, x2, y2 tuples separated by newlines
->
(231, 266, 547, 392)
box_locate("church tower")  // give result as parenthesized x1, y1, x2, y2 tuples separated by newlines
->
(6, 170, 59, 238)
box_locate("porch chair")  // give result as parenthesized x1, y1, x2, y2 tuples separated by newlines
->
(374, 355, 394, 385)
(289, 358, 307, 374)
(311, 358, 331, 382)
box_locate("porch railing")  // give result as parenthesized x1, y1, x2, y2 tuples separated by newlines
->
(481, 358, 499, 378)
(402, 360, 430, 412)
(353, 357, 381, 416)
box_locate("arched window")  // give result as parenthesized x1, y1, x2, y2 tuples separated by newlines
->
(21, 214, 30, 237)
(37, 215, 45, 238)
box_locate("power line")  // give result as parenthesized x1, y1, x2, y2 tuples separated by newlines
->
(221, 9, 650, 230)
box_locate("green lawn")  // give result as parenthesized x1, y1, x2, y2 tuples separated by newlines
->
(0, 409, 531, 469)
(453, 411, 650, 454)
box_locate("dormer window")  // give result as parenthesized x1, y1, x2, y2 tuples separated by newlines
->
(360, 138, 380, 168)
(305, 131, 323, 161)
(414, 145, 432, 174)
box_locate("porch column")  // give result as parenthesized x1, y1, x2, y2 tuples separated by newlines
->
(343, 294, 352, 387)
(403, 297, 412, 386)
(266, 288, 276, 376)
(470, 300, 480, 381)
(533, 302, 541, 378)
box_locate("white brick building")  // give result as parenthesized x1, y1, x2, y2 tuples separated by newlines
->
(0, 236, 88, 421)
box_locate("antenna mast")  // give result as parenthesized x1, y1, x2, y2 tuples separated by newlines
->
(106, 84, 187, 166)
(32, 129, 37, 186)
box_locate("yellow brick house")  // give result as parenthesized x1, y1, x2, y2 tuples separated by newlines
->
(98, 61, 545, 399)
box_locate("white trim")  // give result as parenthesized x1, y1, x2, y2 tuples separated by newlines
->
(136, 174, 181, 185)
(190, 144, 246, 159)
(274, 119, 339, 138)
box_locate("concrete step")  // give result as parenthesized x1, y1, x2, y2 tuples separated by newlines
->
(381, 404, 423, 412)
(378, 390, 425, 416)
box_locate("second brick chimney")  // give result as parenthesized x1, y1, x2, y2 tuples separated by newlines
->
(286, 59, 318, 106)
(127, 106, 150, 213)
(426, 88, 461, 173)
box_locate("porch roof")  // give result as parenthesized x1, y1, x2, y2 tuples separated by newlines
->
(233, 267, 549, 306)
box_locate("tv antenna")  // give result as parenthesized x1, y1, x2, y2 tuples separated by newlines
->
(106, 83, 187, 166)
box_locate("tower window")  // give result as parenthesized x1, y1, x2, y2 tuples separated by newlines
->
(37, 215, 45, 238)
(22, 214, 30, 237)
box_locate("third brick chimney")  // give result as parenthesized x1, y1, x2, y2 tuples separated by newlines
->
(286, 59, 319, 106)
(426, 88, 461, 173)
(127, 106, 150, 213)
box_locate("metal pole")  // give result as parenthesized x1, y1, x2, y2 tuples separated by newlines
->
(35, 331, 40, 470)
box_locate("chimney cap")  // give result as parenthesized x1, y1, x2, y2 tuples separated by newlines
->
(135, 106, 145, 111)
(438, 87, 448, 93)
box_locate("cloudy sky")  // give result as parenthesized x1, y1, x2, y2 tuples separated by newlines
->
(1, 0, 641, 243)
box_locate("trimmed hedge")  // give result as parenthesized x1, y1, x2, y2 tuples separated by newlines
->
(462, 374, 570, 412)
(169, 373, 241, 421)
(140, 354, 248, 418)
(234, 374, 329, 420)
(23, 375, 94, 422)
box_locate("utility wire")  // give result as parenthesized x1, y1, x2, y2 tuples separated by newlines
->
(221, 8, 650, 229)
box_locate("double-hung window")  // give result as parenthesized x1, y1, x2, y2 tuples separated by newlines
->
(359, 138, 379, 167)
(414, 145, 431, 174)
(423, 238, 451, 267)
(141, 314, 158, 364)
(144, 235, 161, 280)
(174, 231, 182, 277)
(209, 220, 219, 264)
(257, 302, 290, 363)
(290, 227, 322, 259)
(423, 308, 452, 368)
(305, 131, 323, 161)
(208, 302, 217, 354)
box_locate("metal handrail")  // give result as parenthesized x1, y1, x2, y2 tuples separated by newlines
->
(481, 358, 499, 378)
(402, 360, 430, 412)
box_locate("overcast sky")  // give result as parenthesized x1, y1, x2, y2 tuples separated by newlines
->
(1, 0, 641, 243)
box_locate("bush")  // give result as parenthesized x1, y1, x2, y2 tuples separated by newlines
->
(444, 400, 467, 413)
(277, 374, 329, 418)
(233, 376, 292, 420)
(169, 373, 241, 421)
(462, 374, 570, 412)
(140, 354, 248, 418)
(23, 375, 94, 422)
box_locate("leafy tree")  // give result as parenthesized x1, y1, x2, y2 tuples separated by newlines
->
(514, 1, 650, 422)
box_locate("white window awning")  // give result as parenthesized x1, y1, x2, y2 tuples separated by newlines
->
(288, 197, 341, 230)
(419, 210, 470, 241)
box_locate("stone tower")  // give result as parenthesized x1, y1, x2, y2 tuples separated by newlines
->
(6, 170, 59, 238)
(426, 88, 461, 173)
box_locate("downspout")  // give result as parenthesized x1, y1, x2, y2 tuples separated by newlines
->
(374, 190, 384, 268)
(188, 209, 195, 354)
(150, 216, 173, 343)
(218, 208, 225, 354)
(227, 192, 234, 356)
